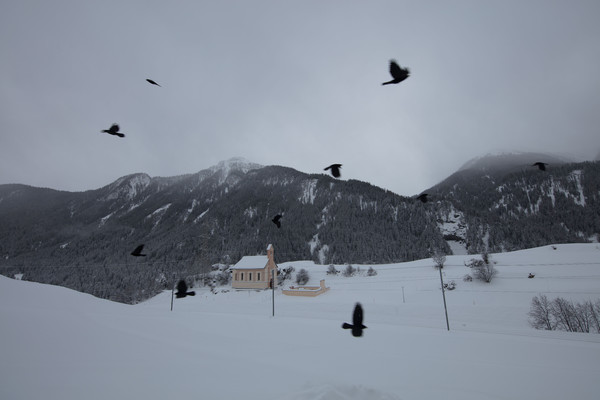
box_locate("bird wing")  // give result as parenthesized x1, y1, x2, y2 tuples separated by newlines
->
(390, 61, 409, 80)
(132, 244, 144, 255)
(389, 61, 402, 78)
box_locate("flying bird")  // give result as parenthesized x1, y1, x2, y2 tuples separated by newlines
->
(382, 60, 410, 85)
(175, 280, 196, 298)
(130, 244, 146, 257)
(101, 123, 125, 138)
(272, 214, 282, 229)
(416, 193, 429, 203)
(146, 78, 161, 87)
(324, 164, 342, 178)
(532, 162, 548, 171)
(342, 302, 367, 337)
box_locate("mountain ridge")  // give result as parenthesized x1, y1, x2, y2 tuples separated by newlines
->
(1, 155, 598, 303)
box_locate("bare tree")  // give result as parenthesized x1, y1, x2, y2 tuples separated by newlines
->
(552, 297, 578, 332)
(592, 300, 600, 333)
(296, 268, 309, 285)
(573, 301, 594, 333)
(529, 296, 600, 333)
(466, 253, 497, 283)
(343, 264, 356, 277)
(432, 251, 446, 269)
(473, 261, 497, 283)
(528, 295, 554, 330)
(327, 264, 339, 275)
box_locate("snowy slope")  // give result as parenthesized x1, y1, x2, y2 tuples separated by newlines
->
(1, 244, 600, 400)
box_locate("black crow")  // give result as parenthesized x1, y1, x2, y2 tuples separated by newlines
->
(272, 214, 282, 229)
(146, 79, 161, 87)
(416, 193, 429, 203)
(324, 164, 342, 178)
(532, 162, 548, 171)
(130, 244, 146, 257)
(175, 280, 196, 298)
(382, 60, 410, 85)
(101, 123, 125, 138)
(342, 302, 367, 337)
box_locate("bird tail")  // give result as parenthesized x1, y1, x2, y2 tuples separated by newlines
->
(381, 81, 393, 85)
(116, 133, 125, 138)
(351, 329, 363, 337)
(342, 323, 353, 329)
(187, 291, 196, 296)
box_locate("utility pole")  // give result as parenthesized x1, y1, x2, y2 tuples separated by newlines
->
(170, 282, 174, 311)
(438, 267, 450, 331)
(271, 269, 275, 317)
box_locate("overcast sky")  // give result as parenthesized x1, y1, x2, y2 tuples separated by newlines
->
(1, 1, 599, 196)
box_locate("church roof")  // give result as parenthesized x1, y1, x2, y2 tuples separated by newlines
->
(232, 255, 269, 270)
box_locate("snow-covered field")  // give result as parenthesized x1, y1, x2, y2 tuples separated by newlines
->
(2, 244, 600, 400)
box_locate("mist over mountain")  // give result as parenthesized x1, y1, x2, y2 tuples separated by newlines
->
(457, 152, 571, 175)
(1, 155, 598, 303)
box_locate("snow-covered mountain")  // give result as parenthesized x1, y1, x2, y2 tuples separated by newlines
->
(1, 155, 599, 303)
(208, 156, 263, 176)
(2, 244, 599, 400)
(0, 158, 446, 302)
(429, 154, 600, 254)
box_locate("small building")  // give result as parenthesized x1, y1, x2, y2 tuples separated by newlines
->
(282, 279, 329, 297)
(231, 244, 278, 290)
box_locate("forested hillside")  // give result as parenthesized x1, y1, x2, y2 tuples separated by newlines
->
(430, 155, 600, 254)
(1, 156, 598, 303)
(0, 159, 447, 303)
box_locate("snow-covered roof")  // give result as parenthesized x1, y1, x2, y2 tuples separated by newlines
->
(232, 255, 269, 270)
